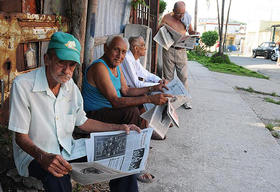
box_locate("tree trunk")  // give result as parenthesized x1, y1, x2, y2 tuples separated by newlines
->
(216, 0, 222, 55)
(194, 0, 198, 31)
(222, 0, 232, 53)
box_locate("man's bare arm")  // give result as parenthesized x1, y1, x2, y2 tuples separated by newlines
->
(91, 63, 172, 108)
(15, 133, 72, 177)
(79, 119, 141, 134)
(119, 67, 168, 97)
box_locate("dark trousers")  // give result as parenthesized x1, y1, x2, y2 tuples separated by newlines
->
(87, 106, 141, 127)
(87, 106, 141, 192)
(29, 156, 139, 192)
(28, 107, 141, 192)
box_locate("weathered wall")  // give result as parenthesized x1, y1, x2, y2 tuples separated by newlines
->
(92, 0, 132, 61)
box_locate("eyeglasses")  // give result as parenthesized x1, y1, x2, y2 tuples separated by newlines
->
(174, 12, 184, 16)
(135, 44, 146, 48)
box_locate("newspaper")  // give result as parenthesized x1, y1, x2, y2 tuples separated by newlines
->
(71, 162, 130, 185)
(141, 98, 181, 139)
(86, 127, 152, 169)
(167, 98, 179, 127)
(144, 77, 190, 111)
(153, 24, 197, 50)
(71, 128, 153, 185)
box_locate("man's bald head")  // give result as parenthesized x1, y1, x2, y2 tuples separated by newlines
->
(173, 1, 185, 20)
(174, 1, 185, 11)
(106, 36, 129, 50)
(104, 35, 128, 67)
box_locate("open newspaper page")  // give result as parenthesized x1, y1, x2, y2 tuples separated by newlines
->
(141, 104, 172, 139)
(70, 162, 130, 185)
(164, 24, 197, 49)
(85, 128, 153, 175)
(153, 25, 174, 50)
(144, 77, 189, 111)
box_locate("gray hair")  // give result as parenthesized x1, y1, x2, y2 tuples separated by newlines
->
(128, 36, 144, 50)
(174, 1, 185, 11)
(106, 35, 129, 50)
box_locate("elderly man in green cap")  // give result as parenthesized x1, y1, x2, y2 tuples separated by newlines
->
(8, 32, 140, 192)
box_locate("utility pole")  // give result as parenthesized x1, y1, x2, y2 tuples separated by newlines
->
(194, 0, 198, 31)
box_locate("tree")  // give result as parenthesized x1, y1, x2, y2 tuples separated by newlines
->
(216, 0, 232, 55)
(201, 31, 219, 50)
(159, 0, 167, 14)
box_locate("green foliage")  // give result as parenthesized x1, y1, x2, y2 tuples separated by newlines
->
(187, 52, 269, 79)
(264, 98, 280, 105)
(235, 87, 279, 96)
(159, 0, 167, 14)
(192, 45, 207, 56)
(131, 0, 149, 9)
(265, 124, 274, 131)
(210, 52, 231, 64)
(201, 31, 219, 48)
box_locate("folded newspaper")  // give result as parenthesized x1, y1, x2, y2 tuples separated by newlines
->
(70, 128, 153, 185)
(144, 77, 190, 111)
(153, 24, 197, 50)
(141, 97, 182, 140)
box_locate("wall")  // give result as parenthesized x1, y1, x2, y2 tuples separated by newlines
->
(93, 0, 132, 62)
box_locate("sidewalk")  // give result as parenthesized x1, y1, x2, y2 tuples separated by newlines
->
(139, 61, 280, 192)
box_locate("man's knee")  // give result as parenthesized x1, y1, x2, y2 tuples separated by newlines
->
(121, 106, 140, 118)
(121, 106, 141, 126)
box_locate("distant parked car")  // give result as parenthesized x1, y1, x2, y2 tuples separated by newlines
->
(252, 42, 276, 59)
(270, 46, 279, 61)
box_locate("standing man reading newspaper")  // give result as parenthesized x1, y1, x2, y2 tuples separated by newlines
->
(159, 1, 198, 109)
(8, 32, 141, 192)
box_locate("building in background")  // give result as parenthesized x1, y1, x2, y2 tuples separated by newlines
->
(243, 21, 280, 56)
(197, 18, 246, 53)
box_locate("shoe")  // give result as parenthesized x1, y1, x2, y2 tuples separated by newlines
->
(136, 172, 155, 183)
(183, 103, 192, 109)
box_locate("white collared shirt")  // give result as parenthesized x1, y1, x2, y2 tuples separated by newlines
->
(181, 11, 192, 32)
(8, 66, 88, 176)
(121, 50, 161, 88)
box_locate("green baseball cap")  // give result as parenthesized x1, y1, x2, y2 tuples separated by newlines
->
(48, 32, 81, 64)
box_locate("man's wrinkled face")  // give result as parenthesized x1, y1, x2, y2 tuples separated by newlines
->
(45, 51, 77, 84)
(106, 37, 128, 67)
(136, 38, 146, 57)
(173, 6, 185, 20)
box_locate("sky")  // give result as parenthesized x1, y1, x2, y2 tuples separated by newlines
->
(164, 0, 280, 24)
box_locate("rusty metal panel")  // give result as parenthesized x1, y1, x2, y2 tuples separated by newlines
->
(93, 0, 132, 60)
(0, 12, 68, 124)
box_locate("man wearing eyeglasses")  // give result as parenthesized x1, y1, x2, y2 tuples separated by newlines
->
(159, 1, 198, 109)
(121, 36, 167, 88)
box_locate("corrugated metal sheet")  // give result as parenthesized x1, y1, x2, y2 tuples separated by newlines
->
(93, 0, 132, 59)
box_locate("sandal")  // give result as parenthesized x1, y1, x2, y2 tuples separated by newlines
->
(136, 172, 155, 183)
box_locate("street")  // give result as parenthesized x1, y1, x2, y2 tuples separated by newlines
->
(139, 57, 280, 192)
(230, 56, 280, 84)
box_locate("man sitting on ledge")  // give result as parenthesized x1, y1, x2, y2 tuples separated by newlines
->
(121, 35, 167, 88)
(8, 32, 141, 192)
(82, 35, 172, 183)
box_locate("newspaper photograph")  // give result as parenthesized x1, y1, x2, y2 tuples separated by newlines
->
(70, 161, 130, 185)
(85, 128, 153, 174)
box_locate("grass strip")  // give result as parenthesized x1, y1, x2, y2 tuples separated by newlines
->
(264, 97, 280, 105)
(235, 86, 280, 97)
(188, 52, 269, 79)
